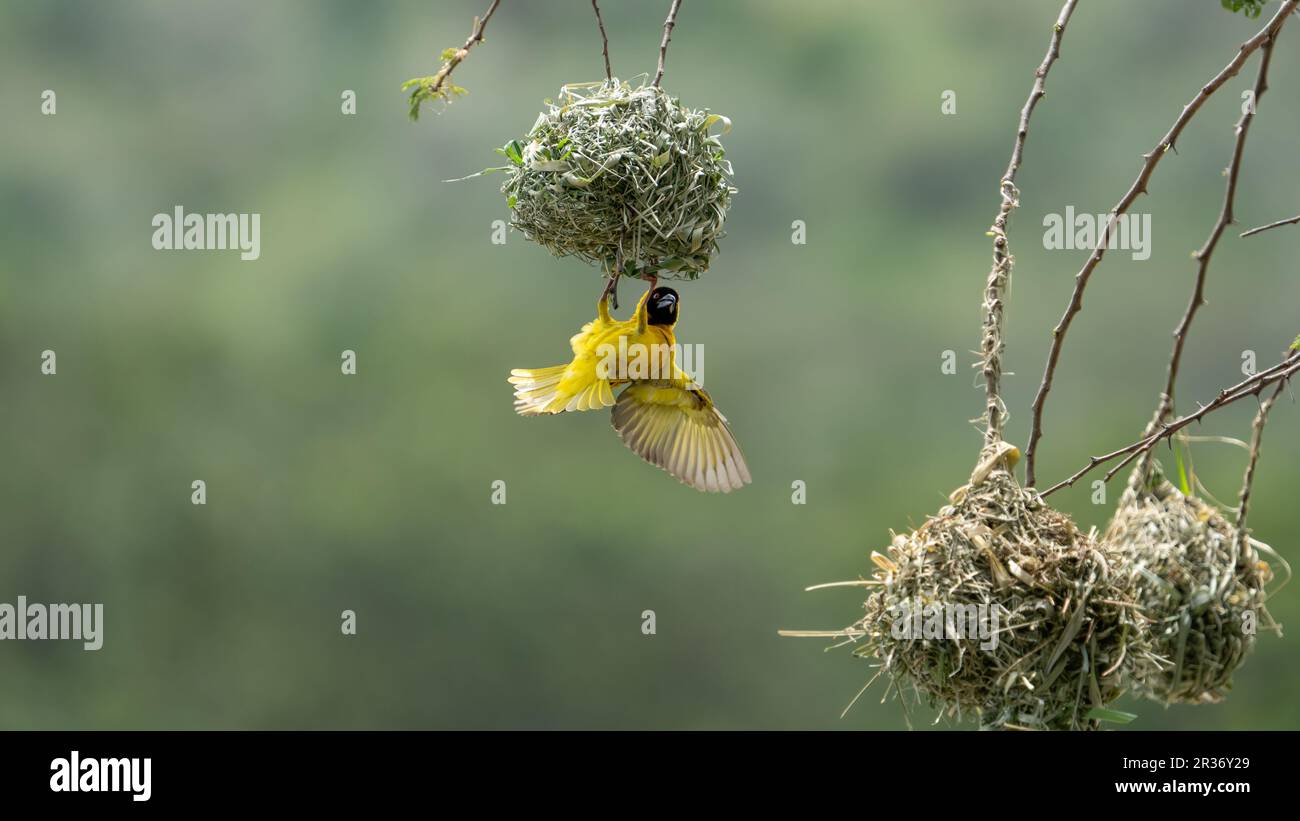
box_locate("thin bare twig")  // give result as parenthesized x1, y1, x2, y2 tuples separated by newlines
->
(1022, 0, 1300, 488)
(653, 0, 684, 88)
(978, 0, 1080, 451)
(1240, 213, 1300, 237)
(591, 0, 612, 80)
(1235, 376, 1288, 553)
(1133, 27, 1286, 483)
(1040, 352, 1300, 497)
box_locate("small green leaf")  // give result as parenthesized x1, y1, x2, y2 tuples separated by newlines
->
(1085, 707, 1138, 724)
(497, 140, 524, 166)
(1221, 0, 1266, 18)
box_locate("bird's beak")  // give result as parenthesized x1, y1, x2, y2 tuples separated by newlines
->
(654, 293, 678, 312)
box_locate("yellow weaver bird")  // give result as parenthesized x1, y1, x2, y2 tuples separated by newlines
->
(508, 281, 751, 493)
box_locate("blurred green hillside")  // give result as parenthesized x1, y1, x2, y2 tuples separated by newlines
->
(0, 0, 1296, 729)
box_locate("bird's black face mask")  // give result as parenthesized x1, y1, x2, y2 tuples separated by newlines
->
(647, 286, 679, 326)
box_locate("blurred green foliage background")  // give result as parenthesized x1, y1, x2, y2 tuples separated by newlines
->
(1, 0, 1297, 729)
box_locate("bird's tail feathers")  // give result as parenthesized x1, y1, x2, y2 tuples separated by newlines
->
(508, 365, 567, 415)
(508, 366, 614, 415)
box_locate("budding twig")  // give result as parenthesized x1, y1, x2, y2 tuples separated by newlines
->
(653, 0, 684, 89)
(1040, 352, 1300, 497)
(1240, 213, 1300, 238)
(591, 0, 613, 81)
(1133, 26, 1286, 483)
(978, 0, 1079, 451)
(404, 0, 503, 120)
(1023, 0, 1300, 487)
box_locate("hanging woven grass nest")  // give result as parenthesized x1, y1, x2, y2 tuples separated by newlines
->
(1104, 468, 1280, 704)
(844, 447, 1151, 730)
(496, 77, 735, 280)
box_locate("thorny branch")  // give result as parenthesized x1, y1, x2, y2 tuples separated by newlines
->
(591, 0, 612, 81)
(654, 0, 684, 88)
(1040, 351, 1300, 497)
(1133, 25, 1287, 483)
(1022, 0, 1300, 487)
(979, 0, 1080, 452)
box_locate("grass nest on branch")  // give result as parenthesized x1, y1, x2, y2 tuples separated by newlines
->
(1104, 468, 1283, 704)
(844, 458, 1152, 730)
(493, 77, 734, 280)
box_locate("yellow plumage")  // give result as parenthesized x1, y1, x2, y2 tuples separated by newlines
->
(507, 286, 669, 416)
(508, 282, 751, 493)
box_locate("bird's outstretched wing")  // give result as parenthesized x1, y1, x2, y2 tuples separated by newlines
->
(611, 381, 751, 493)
